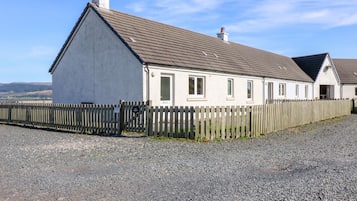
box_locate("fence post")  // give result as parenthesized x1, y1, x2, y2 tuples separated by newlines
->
(26, 105, 31, 125)
(118, 100, 125, 135)
(145, 101, 152, 136)
(190, 106, 195, 139)
(352, 99, 355, 114)
(7, 105, 12, 123)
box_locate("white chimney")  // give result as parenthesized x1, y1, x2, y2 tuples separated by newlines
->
(92, 0, 110, 9)
(217, 27, 229, 42)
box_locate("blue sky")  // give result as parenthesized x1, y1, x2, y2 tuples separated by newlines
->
(1, 0, 357, 83)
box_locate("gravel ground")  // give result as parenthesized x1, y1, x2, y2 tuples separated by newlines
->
(0, 115, 357, 201)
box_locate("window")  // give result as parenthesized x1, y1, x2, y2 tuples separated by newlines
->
(247, 80, 253, 99)
(227, 79, 234, 97)
(279, 83, 286, 97)
(355, 87, 357, 96)
(161, 76, 170, 101)
(295, 84, 299, 97)
(305, 85, 309, 98)
(189, 76, 205, 96)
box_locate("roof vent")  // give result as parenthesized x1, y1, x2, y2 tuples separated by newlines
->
(217, 27, 229, 42)
(92, 0, 110, 9)
(354, 72, 357, 76)
(129, 37, 136, 42)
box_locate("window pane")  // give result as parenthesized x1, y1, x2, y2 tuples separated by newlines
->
(247, 81, 252, 99)
(305, 85, 308, 98)
(197, 78, 204, 95)
(283, 84, 286, 96)
(161, 77, 170, 101)
(189, 77, 195, 95)
(296, 85, 299, 96)
(227, 79, 232, 96)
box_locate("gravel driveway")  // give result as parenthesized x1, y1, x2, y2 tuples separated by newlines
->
(1, 114, 357, 201)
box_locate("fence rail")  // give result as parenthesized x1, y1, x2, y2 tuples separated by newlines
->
(145, 99, 351, 140)
(0, 99, 352, 140)
(0, 103, 120, 135)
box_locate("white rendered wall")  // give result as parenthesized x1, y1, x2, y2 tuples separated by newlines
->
(313, 57, 340, 99)
(263, 78, 313, 101)
(341, 84, 357, 99)
(145, 65, 313, 107)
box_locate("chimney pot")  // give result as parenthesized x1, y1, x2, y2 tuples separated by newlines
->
(92, 0, 110, 9)
(217, 27, 229, 42)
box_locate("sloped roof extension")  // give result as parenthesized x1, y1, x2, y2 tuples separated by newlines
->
(333, 59, 357, 84)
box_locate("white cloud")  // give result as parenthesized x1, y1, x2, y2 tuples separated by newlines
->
(127, 2, 147, 13)
(225, 0, 357, 33)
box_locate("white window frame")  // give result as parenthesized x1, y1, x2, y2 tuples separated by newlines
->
(160, 74, 174, 106)
(227, 78, 234, 98)
(247, 80, 253, 100)
(188, 76, 205, 97)
(279, 83, 286, 97)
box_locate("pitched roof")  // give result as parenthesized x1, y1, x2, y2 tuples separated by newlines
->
(333, 59, 357, 84)
(292, 53, 328, 81)
(51, 3, 313, 83)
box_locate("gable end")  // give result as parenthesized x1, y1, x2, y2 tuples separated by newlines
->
(49, 3, 144, 74)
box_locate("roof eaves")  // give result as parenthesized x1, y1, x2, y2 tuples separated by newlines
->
(325, 53, 341, 84)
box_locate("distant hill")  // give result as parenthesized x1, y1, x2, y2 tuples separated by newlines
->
(0, 82, 52, 93)
(0, 82, 52, 101)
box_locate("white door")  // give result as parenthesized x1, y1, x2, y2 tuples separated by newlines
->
(160, 75, 173, 106)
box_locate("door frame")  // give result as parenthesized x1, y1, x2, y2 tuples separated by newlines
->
(160, 74, 174, 106)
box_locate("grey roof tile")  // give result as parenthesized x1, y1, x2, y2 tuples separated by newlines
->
(51, 3, 313, 83)
(333, 59, 357, 84)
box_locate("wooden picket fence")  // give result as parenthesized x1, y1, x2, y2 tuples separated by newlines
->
(147, 99, 352, 140)
(250, 99, 352, 137)
(0, 99, 352, 140)
(0, 103, 121, 135)
(146, 106, 195, 139)
(194, 106, 251, 140)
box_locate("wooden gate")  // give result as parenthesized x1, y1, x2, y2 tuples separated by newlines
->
(119, 100, 150, 133)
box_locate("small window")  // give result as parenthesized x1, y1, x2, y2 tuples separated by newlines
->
(295, 84, 299, 97)
(305, 85, 309, 98)
(279, 83, 286, 97)
(355, 87, 357, 96)
(161, 76, 170, 101)
(189, 76, 205, 96)
(227, 79, 234, 97)
(247, 80, 253, 99)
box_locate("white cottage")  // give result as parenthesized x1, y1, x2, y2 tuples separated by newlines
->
(49, 1, 313, 106)
(333, 59, 357, 99)
(293, 53, 341, 99)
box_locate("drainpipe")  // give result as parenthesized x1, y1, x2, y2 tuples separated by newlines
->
(262, 77, 266, 104)
(144, 64, 150, 102)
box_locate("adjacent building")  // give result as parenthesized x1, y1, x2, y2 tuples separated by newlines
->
(293, 53, 341, 99)
(333, 59, 357, 99)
